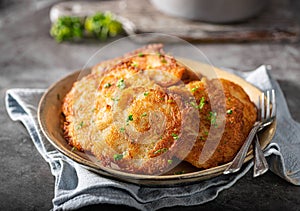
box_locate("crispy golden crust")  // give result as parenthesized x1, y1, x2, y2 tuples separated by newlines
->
(92, 89, 182, 174)
(62, 73, 101, 151)
(183, 79, 257, 169)
(63, 45, 198, 174)
(63, 44, 176, 152)
(62, 44, 257, 174)
(91, 44, 165, 75)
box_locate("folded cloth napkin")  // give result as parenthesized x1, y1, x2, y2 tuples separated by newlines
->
(5, 65, 300, 211)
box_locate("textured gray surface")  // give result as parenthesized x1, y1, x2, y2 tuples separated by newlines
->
(1, 0, 300, 210)
(48, 0, 300, 42)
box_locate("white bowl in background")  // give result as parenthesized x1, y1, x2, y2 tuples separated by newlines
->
(150, 0, 268, 23)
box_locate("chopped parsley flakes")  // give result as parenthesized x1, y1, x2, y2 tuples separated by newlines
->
(117, 78, 125, 89)
(71, 146, 78, 152)
(191, 87, 199, 92)
(154, 148, 168, 154)
(141, 112, 147, 117)
(104, 83, 112, 88)
(171, 133, 179, 140)
(127, 114, 133, 122)
(76, 121, 84, 129)
(131, 62, 138, 67)
(227, 109, 233, 114)
(199, 97, 205, 109)
(144, 91, 149, 96)
(113, 153, 123, 161)
(208, 111, 218, 127)
(190, 97, 205, 110)
(161, 58, 167, 63)
(111, 97, 119, 102)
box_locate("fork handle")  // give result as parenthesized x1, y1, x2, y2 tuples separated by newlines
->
(253, 134, 269, 177)
(224, 121, 261, 174)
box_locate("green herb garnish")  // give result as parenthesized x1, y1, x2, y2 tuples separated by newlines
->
(104, 83, 112, 88)
(141, 112, 147, 117)
(50, 16, 84, 43)
(85, 12, 123, 41)
(113, 153, 123, 161)
(171, 133, 179, 140)
(154, 148, 168, 154)
(131, 62, 138, 67)
(76, 121, 84, 129)
(190, 102, 198, 109)
(168, 159, 173, 164)
(111, 97, 119, 102)
(161, 58, 167, 63)
(190, 97, 205, 110)
(138, 52, 144, 57)
(71, 146, 78, 152)
(227, 109, 233, 114)
(199, 97, 205, 109)
(144, 92, 149, 96)
(191, 87, 199, 92)
(117, 78, 125, 89)
(50, 12, 123, 43)
(120, 127, 125, 132)
(208, 111, 217, 127)
(127, 114, 133, 122)
(199, 136, 204, 141)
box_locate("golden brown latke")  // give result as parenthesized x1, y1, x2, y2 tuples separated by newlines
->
(62, 44, 256, 174)
(92, 87, 198, 175)
(91, 44, 165, 75)
(63, 44, 176, 152)
(62, 45, 200, 174)
(184, 78, 257, 169)
(62, 73, 101, 151)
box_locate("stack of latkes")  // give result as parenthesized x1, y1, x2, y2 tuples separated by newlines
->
(62, 44, 257, 175)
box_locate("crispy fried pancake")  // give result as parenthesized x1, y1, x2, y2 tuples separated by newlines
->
(92, 87, 190, 174)
(184, 78, 257, 169)
(62, 44, 257, 174)
(91, 44, 165, 75)
(63, 45, 200, 174)
(62, 73, 100, 151)
(63, 45, 164, 151)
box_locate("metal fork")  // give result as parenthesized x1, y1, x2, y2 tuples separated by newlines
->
(253, 91, 276, 177)
(253, 133, 268, 177)
(224, 89, 276, 175)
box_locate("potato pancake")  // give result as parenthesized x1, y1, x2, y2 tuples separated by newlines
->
(62, 44, 257, 174)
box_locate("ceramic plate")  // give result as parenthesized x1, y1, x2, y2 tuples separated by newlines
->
(38, 59, 276, 186)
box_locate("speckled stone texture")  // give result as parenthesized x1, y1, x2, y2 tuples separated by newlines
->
(1, 0, 300, 210)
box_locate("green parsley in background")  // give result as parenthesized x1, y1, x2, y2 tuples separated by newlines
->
(50, 16, 84, 42)
(50, 12, 123, 43)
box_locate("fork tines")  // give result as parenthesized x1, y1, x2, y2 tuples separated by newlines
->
(259, 89, 276, 122)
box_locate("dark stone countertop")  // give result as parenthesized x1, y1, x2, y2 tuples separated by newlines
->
(1, 0, 300, 210)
